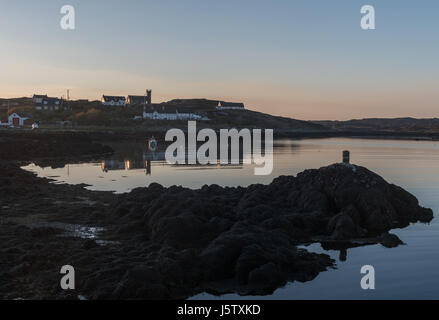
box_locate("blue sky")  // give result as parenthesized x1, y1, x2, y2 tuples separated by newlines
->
(0, 0, 438, 119)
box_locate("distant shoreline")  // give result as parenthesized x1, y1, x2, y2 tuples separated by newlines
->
(2, 127, 439, 144)
(274, 130, 439, 141)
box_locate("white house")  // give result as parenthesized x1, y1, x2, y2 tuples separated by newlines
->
(8, 113, 33, 127)
(142, 106, 208, 121)
(101, 95, 126, 106)
(217, 101, 245, 110)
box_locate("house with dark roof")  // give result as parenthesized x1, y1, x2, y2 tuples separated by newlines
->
(127, 95, 147, 106)
(32, 94, 48, 104)
(217, 101, 245, 110)
(127, 90, 152, 105)
(34, 96, 65, 111)
(101, 95, 126, 106)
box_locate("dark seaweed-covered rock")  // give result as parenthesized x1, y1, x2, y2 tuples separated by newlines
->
(99, 163, 432, 298)
(0, 161, 433, 300)
(379, 233, 405, 248)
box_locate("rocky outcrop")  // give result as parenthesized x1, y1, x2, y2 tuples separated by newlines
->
(103, 163, 432, 298)
(0, 161, 433, 299)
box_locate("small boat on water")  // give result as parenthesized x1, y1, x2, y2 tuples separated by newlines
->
(148, 136, 158, 152)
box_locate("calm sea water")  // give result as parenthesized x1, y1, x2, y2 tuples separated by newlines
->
(23, 138, 439, 299)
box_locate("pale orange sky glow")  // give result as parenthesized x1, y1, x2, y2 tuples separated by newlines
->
(1, 66, 437, 121)
(1, 1, 438, 121)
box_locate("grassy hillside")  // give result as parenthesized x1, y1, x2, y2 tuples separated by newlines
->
(1, 98, 326, 132)
(210, 109, 324, 131)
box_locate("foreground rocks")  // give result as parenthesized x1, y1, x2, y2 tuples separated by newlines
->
(104, 163, 432, 298)
(0, 153, 433, 299)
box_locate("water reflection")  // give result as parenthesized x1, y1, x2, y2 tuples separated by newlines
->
(21, 138, 439, 299)
(339, 249, 347, 262)
(100, 147, 246, 176)
(101, 158, 153, 175)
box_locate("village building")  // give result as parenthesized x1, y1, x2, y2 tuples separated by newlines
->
(217, 101, 245, 110)
(8, 113, 34, 127)
(43, 97, 63, 111)
(127, 90, 152, 106)
(32, 94, 48, 104)
(101, 95, 126, 106)
(127, 95, 147, 106)
(142, 106, 209, 121)
(34, 96, 65, 111)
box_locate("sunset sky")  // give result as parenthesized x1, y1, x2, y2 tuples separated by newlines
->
(0, 0, 438, 120)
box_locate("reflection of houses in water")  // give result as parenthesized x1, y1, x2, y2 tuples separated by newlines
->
(125, 159, 147, 170)
(126, 159, 152, 175)
(100, 147, 247, 176)
(101, 160, 126, 172)
(101, 158, 152, 175)
(143, 150, 245, 169)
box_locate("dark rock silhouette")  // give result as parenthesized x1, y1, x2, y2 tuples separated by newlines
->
(0, 155, 433, 299)
(103, 163, 432, 299)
